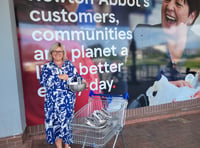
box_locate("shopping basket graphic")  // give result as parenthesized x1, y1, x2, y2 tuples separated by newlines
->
(72, 91, 128, 148)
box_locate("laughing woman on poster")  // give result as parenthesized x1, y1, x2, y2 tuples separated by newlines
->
(129, 0, 200, 107)
(132, 0, 200, 86)
(40, 42, 87, 148)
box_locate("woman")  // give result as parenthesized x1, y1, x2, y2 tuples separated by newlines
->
(160, 0, 200, 87)
(128, 0, 200, 108)
(40, 42, 87, 148)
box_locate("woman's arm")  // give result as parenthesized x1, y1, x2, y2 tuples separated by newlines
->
(169, 80, 192, 88)
(39, 64, 60, 89)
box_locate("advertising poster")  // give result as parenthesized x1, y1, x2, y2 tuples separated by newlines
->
(14, 0, 200, 126)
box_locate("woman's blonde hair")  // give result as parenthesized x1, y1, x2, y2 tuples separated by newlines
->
(48, 42, 67, 61)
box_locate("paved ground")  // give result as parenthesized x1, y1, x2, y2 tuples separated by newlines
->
(32, 112, 200, 148)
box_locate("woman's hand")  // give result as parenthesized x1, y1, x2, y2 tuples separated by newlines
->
(82, 79, 89, 89)
(170, 80, 192, 88)
(58, 74, 69, 80)
(170, 80, 200, 99)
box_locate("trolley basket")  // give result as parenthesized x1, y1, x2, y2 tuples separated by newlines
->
(72, 91, 128, 148)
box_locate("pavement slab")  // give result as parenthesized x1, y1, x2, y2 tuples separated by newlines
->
(31, 113, 200, 148)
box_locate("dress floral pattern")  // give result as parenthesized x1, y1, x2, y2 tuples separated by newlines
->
(40, 60, 82, 144)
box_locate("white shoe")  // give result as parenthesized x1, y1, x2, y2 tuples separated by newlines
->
(100, 108, 112, 119)
(85, 115, 107, 128)
(92, 111, 107, 124)
(85, 116, 97, 127)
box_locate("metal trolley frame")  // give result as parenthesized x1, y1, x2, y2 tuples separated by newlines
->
(72, 91, 128, 148)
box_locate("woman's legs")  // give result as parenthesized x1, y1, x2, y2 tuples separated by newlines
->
(55, 138, 70, 148)
(64, 144, 70, 148)
(55, 138, 62, 148)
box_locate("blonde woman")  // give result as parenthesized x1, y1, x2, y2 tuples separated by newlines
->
(40, 42, 87, 148)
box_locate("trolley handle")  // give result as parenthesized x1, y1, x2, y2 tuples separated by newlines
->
(89, 90, 129, 100)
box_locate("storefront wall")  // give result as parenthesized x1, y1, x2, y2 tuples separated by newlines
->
(0, 0, 26, 138)
(1, 0, 200, 140)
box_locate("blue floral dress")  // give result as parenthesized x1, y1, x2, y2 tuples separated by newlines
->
(40, 60, 82, 144)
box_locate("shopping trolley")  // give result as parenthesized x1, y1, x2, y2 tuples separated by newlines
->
(72, 91, 128, 148)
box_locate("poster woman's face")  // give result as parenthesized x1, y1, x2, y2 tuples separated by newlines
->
(161, 0, 195, 29)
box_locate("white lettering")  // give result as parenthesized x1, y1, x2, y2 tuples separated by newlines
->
(30, 10, 40, 22)
(38, 87, 46, 97)
(79, 62, 124, 75)
(34, 49, 49, 61)
(71, 45, 117, 62)
(32, 30, 42, 41)
(90, 78, 113, 92)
